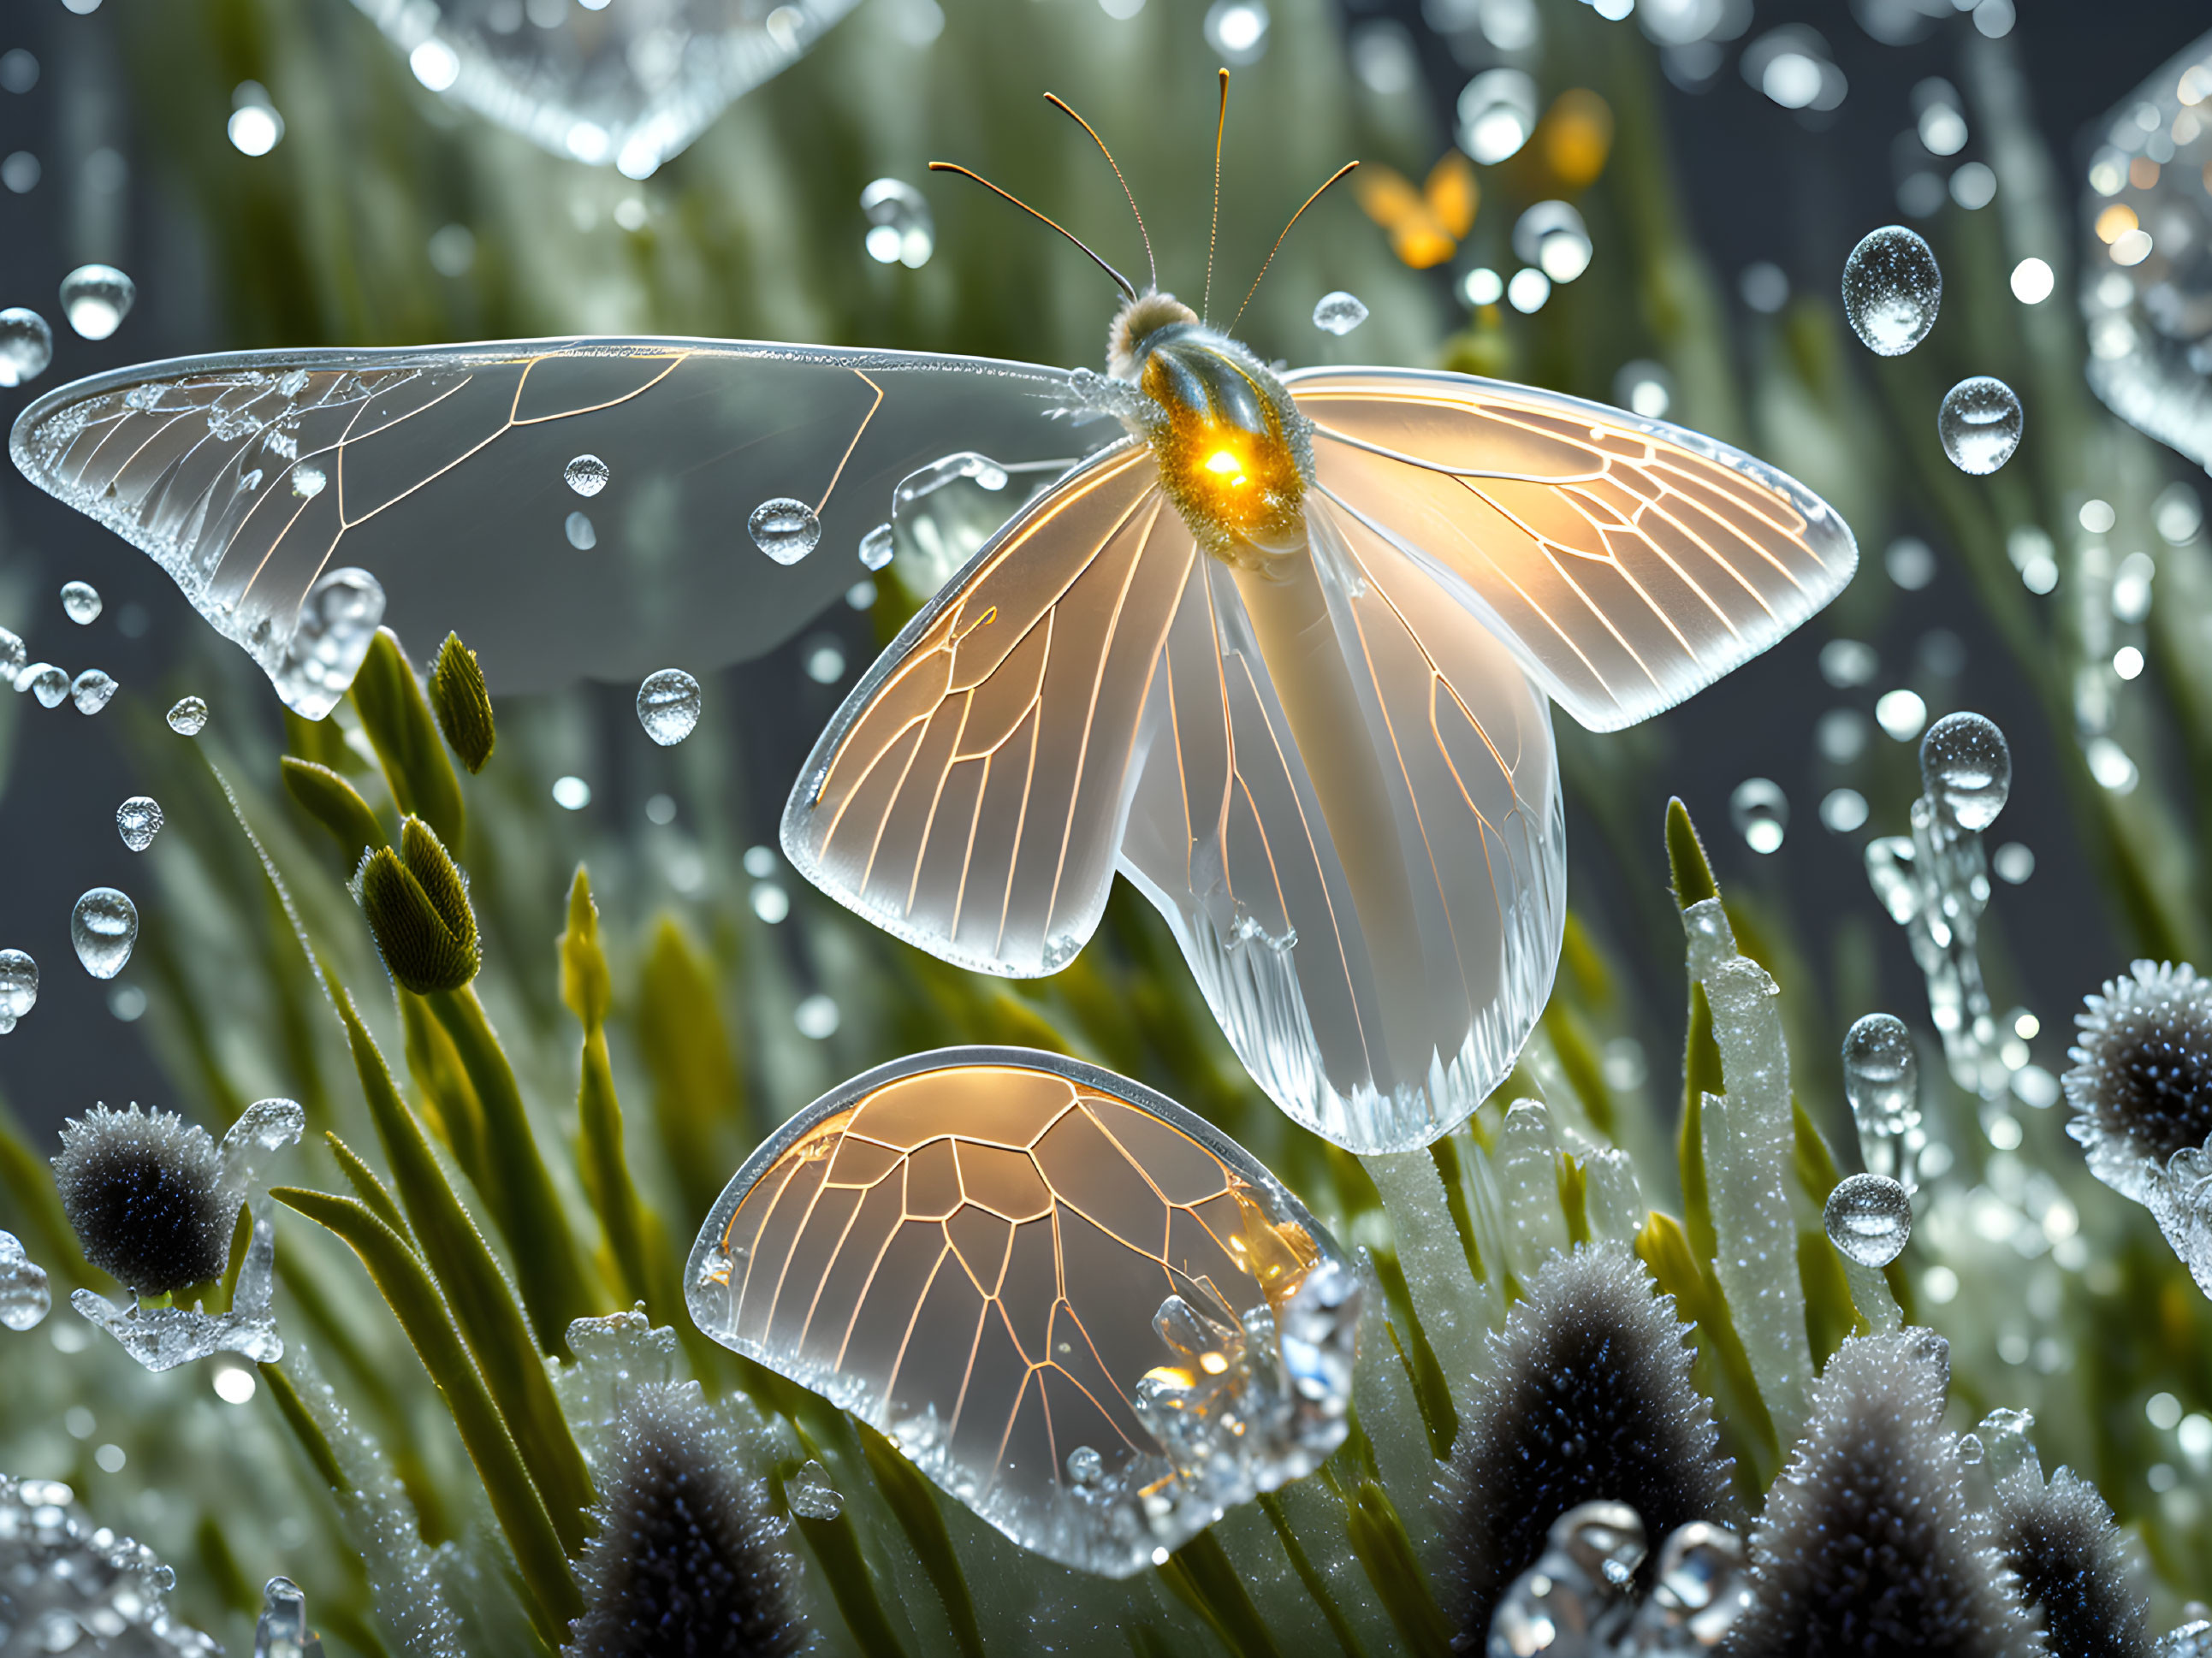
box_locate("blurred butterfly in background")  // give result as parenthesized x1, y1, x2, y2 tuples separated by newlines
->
(1353, 151, 1478, 269)
(9, 78, 1855, 1157)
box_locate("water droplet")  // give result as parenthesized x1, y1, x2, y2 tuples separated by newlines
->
(60, 581, 100, 624)
(288, 461, 324, 498)
(166, 696, 208, 735)
(0, 629, 21, 681)
(565, 453, 609, 497)
(0, 307, 52, 388)
(1938, 376, 2023, 474)
(1728, 778, 1787, 854)
(1919, 710, 2011, 831)
(1824, 1172, 1913, 1266)
(1972, 1406, 2037, 1480)
(1312, 291, 1368, 335)
(57, 263, 134, 341)
(859, 522, 894, 571)
(271, 566, 384, 719)
(19, 664, 66, 708)
(1842, 1013, 1918, 1134)
(1204, 0, 1270, 63)
(860, 178, 934, 268)
(71, 887, 138, 980)
(116, 796, 163, 852)
(1065, 1445, 1104, 1486)
(0, 950, 38, 1033)
(750, 497, 821, 564)
(1841, 225, 1942, 356)
(0, 1231, 50, 1330)
(785, 1459, 844, 1519)
(70, 668, 116, 714)
(636, 668, 701, 746)
(564, 510, 597, 550)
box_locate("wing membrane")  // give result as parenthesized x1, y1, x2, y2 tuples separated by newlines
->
(781, 446, 1199, 977)
(1285, 367, 1856, 732)
(10, 339, 1106, 708)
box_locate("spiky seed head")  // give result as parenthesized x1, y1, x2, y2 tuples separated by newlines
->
(1443, 1243, 1736, 1647)
(51, 1104, 234, 1296)
(353, 816, 480, 995)
(2064, 961, 2212, 1169)
(566, 1382, 804, 1658)
(1733, 1332, 2041, 1658)
(1991, 1466, 2151, 1658)
(429, 632, 495, 773)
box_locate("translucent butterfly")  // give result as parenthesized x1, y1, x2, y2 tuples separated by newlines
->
(685, 1045, 1361, 1577)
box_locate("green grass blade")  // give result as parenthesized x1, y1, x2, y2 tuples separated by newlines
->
(280, 756, 386, 868)
(1256, 1493, 1373, 1658)
(635, 914, 748, 1220)
(0, 1108, 91, 1287)
(272, 1186, 581, 1644)
(856, 1423, 986, 1658)
(260, 1361, 348, 1492)
(326, 1132, 410, 1239)
(1157, 1531, 1286, 1658)
(348, 628, 466, 855)
(775, 1458, 910, 1658)
(1339, 1478, 1450, 1658)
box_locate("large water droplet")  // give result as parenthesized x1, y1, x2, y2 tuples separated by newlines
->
(785, 1459, 844, 1519)
(60, 581, 101, 625)
(1824, 1172, 1913, 1266)
(0, 1231, 50, 1330)
(860, 179, 934, 269)
(58, 264, 135, 342)
(167, 696, 209, 735)
(19, 664, 67, 708)
(1841, 226, 1942, 356)
(272, 566, 384, 719)
(1919, 710, 2010, 832)
(1842, 1013, 1918, 1135)
(636, 668, 701, 747)
(116, 796, 163, 853)
(0, 308, 52, 388)
(71, 887, 138, 980)
(858, 522, 894, 571)
(1969, 1406, 2037, 1482)
(0, 950, 37, 1034)
(1938, 376, 2023, 474)
(70, 668, 116, 714)
(1729, 778, 1787, 854)
(1312, 291, 1368, 335)
(565, 453, 609, 497)
(750, 497, 821, 564)
(1204, 0, 1270, 63)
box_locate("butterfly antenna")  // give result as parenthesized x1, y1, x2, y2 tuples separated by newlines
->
(928, 162, 1138, 302)
(1045, 93, 1157, 293)
(1203, 68, 1230, 323)
(1229, 161, 1359, 334)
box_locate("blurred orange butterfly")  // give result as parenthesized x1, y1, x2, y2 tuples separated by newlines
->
(1355, 151, 1478, 269)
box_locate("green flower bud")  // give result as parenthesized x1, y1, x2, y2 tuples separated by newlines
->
(353, 816, 480, 994)
(430, 631, 495, 774)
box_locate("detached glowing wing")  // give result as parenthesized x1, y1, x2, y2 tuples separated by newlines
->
(1286, 368, 1857, 733)
(685, 1047, 1361, 1578)
(9, 339, 1101, 713)
(780, 445, 1198, 978)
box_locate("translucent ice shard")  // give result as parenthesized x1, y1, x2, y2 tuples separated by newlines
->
(0, 1229, 50, 1329)
(686, 1050, 1362, 1576)
(254, 1576, 324, 1658)
(347, 0, 858, 178)
(0, 1475, 217, 1655)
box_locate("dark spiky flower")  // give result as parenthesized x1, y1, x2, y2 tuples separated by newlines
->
(1991, 1466, 2151, 1658)
(353, 816, 480, 995)
(429, 631, 495, 773)
(1733, 1332, 2039, 1658)
(566, 1383, 804, 1658)
(2064, 961, 2212, 1176)
(1442, 1243, 1735, 1646)
(51, 1104, 234, 1296)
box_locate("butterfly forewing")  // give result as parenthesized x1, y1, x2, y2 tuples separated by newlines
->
(685, 1049, 1362, 1578)
(1286, 368, 1857, 732)
(10, 339, 1098, 708)
(781, 446, 1199, 976)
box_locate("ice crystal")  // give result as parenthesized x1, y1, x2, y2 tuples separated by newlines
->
(0, 1475, 216, 1655)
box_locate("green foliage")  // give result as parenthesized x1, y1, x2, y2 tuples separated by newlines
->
(281, 757, 386, 869)
(349, 630, 466, 856)
(428, 633, 496, 775)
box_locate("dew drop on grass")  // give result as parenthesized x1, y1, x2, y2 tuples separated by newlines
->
(1841, 225, 1942, 356)
(71, 887, 138, 980)
(1824, 1172, 1913, 1266)
(636, 668, 701, 747)
(167, 696, 208, 735)
(57, 264, 133, 340)
(1938, 376, 2023, 474)
(565, 453, 609, 496)
(750, 497, 821, 564)
(60, 581, 100, 624)
(116, 796, 163, 852)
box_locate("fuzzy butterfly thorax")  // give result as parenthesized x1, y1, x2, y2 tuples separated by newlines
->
(1107, 292, 1314, 567)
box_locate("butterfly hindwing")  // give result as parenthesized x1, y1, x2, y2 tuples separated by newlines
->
(1286, 367, 1858, 732)
(780, 445, 1199, 977)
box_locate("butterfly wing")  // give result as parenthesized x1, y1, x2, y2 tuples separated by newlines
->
(1285, 367, 1857, 732)
(685, 1047, 1360, 1578)
(780, 445, 1199, 977)
(9, 339, 1102, 712)
(1117, 500, 1564, 1153)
